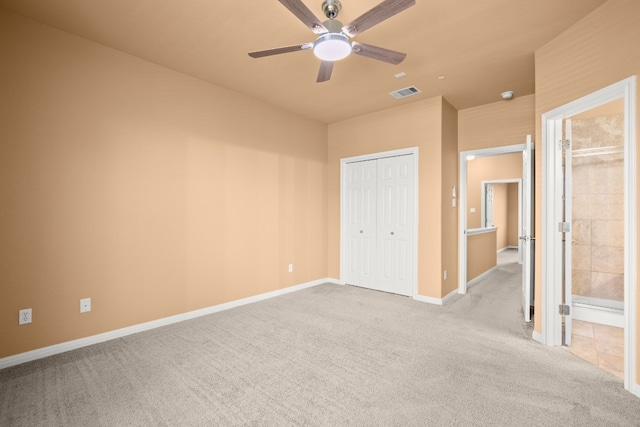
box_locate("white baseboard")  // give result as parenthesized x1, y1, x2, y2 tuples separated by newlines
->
(466, 266, 498, 289)
(0, 278, 330, 370)
(413, 289, 459, 306)
(631, 382, 640, 399)
(413, 295, 443, 305)
(441, 289, 460, 305)
(532, 330, 545, 344)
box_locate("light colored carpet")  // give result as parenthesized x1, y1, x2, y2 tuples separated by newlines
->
(2, 253, 639, 426)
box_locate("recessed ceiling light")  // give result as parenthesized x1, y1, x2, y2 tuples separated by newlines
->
(501, 90, 514, 100)
(437, 75, 446, 80)
(394, 72, 407, 78)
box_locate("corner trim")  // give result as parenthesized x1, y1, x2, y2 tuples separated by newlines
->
(0, 278, 329, 370)
(325, 277, 343, 285)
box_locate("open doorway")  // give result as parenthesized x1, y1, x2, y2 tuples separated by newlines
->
(458, 139, 534, 324)
(481, 180, 522, 261)
(541, 77, 637, 394)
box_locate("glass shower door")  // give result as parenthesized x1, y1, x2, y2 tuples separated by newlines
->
(568, 99, 625, 325)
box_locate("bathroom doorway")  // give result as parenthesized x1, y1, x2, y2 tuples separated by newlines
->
(541, 76, 637, 392)
(564, 99, 625, 379)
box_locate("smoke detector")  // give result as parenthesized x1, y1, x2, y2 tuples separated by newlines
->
(501, 91, 514, 100)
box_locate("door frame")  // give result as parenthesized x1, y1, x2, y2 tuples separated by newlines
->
(540, 76, 637, 395)
(339, 147, 419, 297)
(458, 144, 526, 295)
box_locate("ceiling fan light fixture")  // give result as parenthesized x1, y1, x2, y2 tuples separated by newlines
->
(313, 33, 352, 61)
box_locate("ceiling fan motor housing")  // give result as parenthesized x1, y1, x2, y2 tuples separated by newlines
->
(323, 18, 344, 34)
(322, 0, 342, 19)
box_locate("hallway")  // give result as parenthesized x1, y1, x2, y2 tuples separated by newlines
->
(446, 248, 532, 339)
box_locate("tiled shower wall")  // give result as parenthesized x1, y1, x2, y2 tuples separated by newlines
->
(571, 113, 624, 302)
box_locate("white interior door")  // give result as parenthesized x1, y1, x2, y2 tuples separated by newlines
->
(377, 155, 414, 296)
(521, 135, 534, 323)
(343, 152, 415, 297)
(344, 160, 378, 290)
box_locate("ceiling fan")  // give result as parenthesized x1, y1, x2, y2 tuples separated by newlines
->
(248, 0, 416, 82)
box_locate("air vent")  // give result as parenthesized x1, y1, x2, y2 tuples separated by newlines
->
(389, 86, 421, 99)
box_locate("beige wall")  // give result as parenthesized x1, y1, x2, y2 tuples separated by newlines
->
(467, 231, 497, 281)
(441, 100, 460, 296)
(459, 95, 535, 151)
(0, 10, 328, 358)
(328, 97, 457, 299)
(534, 0, 640, 381)
(493, 184, 509, 249)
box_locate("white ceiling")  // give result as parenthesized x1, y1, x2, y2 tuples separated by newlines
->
(0, 0, 607, 123)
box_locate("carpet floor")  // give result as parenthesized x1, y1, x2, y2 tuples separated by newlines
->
(2, 254, 639, 426)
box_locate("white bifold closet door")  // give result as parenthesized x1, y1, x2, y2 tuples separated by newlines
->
(344, 154, 414, 296)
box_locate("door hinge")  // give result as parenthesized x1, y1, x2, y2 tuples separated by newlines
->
(558, 222, 570, 232)
(559, 139, 570, 150)
(559, 304, 570, 316)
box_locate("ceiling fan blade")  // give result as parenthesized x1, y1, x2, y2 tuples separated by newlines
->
(248, 44, 311, 58)
(342, 0, 415, 37)
(316, 61, 334, 83)
(351, 42, 406, 65)
(278, 0, 328, 34)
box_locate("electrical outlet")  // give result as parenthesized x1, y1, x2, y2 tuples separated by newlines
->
(288, 264, 293, 273)
(19, 308, 32, 325)
(80, 298, 91, 313)
(444, 270, 448, 280)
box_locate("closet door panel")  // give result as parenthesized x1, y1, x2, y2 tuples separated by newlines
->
(344, 160, 377, 288)
(377, 155, 414, 296)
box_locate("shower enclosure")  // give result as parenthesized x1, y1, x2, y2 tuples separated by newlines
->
(566, 99, 625, 326)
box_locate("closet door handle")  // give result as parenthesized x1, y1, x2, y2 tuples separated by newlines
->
(391, 232, 395, 235)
